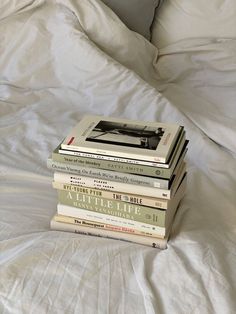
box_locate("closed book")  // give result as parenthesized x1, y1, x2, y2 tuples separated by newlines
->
(52, 140, 188, 179)
(50, 217, 168, 249)
(53, 161, 186, 199)
(47, 158, 170, 189)
(59, 128, 185, 168)
(61, 115, 182, 164)
(57, 189, 166, 227)
(52, 182, 170, 209)
(54, 214, 158, 237)
(56, 174, 187, 238)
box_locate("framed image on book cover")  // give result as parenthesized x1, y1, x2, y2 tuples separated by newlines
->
(61, 115, 182, 163)
(86, 120, 165, 150)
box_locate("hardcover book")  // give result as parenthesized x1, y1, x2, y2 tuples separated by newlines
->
(50, 218, 168, 249)
(52, 140, 188, 179)
(56, 174, 187, 238)
(47, 158, 171, 189)
(61, 115, 182, 164)
(52, 181, 170, 209)
(53, 160, 186, 199)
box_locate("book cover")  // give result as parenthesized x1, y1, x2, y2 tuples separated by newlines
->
(59, 128, 185, 169)
(61, 115, 182, 164)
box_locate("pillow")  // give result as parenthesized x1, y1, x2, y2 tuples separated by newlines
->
(151, 0, 236, 48)
(101, 0, 163, 40)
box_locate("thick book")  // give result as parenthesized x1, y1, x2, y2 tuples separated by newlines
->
(61, 115, 182, 164)
(53, 161, 186, 199)
(50, 217, 168, 249)
(47, 158, 170, 189)
(56, 174, 187, 238)
(57, 189, 167, 227)
(52, 140, 188, 179)
(52, 182, 171, 209)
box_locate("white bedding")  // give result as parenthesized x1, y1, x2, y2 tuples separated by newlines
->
(1, 1, 236, 313)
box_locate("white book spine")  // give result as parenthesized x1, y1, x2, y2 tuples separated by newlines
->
(58, 149, 169, 168)
(52, 182, 169, 209)
(51, 218, 167, 249)
(61, 145, 167, 163)
(57, 204, 166, 237)
(48, 158, 169, 189)
(54, 172, 171, 199)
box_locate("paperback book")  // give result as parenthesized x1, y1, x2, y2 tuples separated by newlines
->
(56, 174, 187, 238)
(52, 181, 171, 209)
(61, 115, 183, 164)
(53, 160, 186, 199)
(52, 140, 188, 179)
(48, 114, 188, 249)
(50, 218, 168, 249)
(47, 158, 171, 189)
(53, 214, 158, 237)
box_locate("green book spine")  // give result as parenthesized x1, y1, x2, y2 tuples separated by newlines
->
(57, 189, 166, 227)
(52, 150, 171, 179)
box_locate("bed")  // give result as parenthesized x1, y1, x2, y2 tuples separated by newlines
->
(1, 0, 236, 313)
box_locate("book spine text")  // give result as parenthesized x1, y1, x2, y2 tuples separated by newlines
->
(52, 152, 172, 178)
(57, 204, 166, 237)
(51, 218, 167, 249)
(47, 158, 169, 189)
(52, 182, 169, 209)
(54, 172, 171, 199)
(54, 214, 159, 237)
(57, 189, 166, 227)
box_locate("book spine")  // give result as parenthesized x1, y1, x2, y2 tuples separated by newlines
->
(58, 149, 169, 168)
(52, 152, 172, 179)
(54, 214, 159, 237)
(51, 218, 167, 249)
(54, 172, 171, 199)
(47, 158, 169, 189)
(57, 189, 166, 227)
(52, 182, 169, 209)
(57, 204, 166, 237)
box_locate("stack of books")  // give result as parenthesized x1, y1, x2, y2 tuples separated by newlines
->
(48, 115, 188, 249)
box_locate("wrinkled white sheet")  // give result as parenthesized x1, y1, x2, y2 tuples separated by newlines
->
(0, 1, 236, 313)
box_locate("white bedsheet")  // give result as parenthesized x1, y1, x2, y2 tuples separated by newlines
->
(0, 1, 236, 313)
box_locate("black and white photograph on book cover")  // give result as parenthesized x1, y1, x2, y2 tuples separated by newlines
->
(85, 120, 165, 150)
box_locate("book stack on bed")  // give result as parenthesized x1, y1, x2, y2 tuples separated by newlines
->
(48, 115, 188, 249)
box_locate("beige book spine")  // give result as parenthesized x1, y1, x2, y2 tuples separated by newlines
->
(52, 181, 169, 209)
(50, 217, 168, 249)
(57, 203, 166, 237)
(54, 214, 160, 238)
(54, 172, 171, 199)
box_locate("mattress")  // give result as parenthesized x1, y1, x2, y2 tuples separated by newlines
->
(1, 1, 236, 313)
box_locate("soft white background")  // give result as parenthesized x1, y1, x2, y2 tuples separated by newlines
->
(1, 1, 236, 313)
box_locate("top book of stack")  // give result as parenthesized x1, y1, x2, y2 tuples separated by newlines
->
(61, 115, 183, 166)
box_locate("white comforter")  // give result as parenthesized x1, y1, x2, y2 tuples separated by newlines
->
(1, 1, 236, 313)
